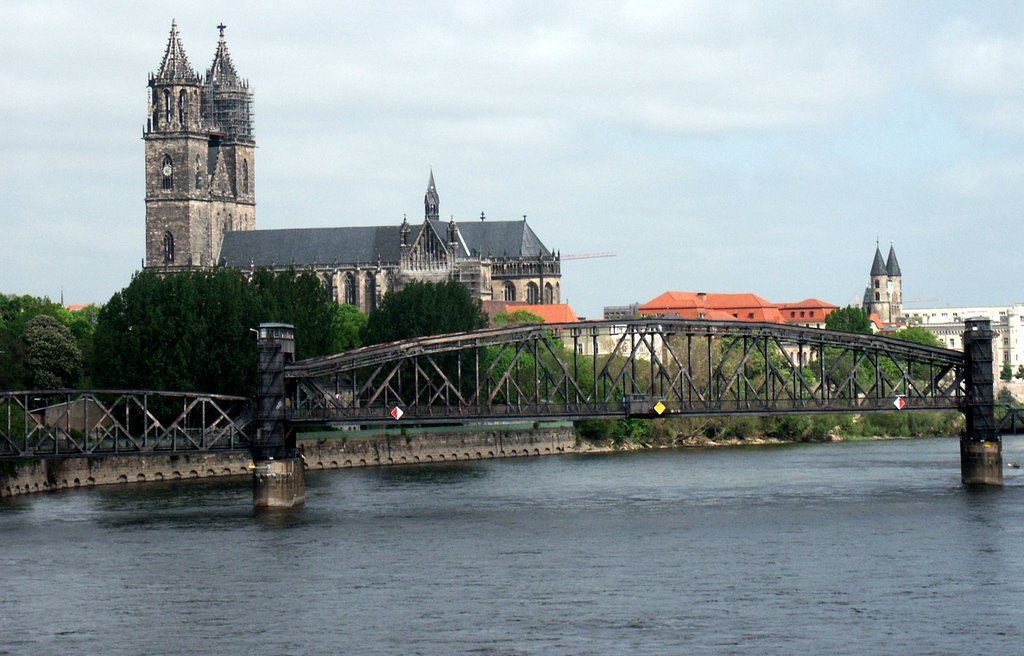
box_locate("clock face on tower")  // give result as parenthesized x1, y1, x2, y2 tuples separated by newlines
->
(162, 163, 172, 177)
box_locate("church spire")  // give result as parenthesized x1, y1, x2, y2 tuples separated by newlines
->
(424, 169, 440, 220)
(206, 22, 240, 86)
(870, 241, 887, 277)
(885, 243, 901, 277)
(154, 20, 199, 82)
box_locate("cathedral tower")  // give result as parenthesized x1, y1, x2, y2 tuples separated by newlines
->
(863, 241, 903, 324)
(144, 21, 254, 270)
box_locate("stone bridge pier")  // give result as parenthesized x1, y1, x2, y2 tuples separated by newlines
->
(961, 318, 1001, 486)
(253, 323, 305, 507)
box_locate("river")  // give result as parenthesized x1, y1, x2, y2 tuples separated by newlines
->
(3, 436, 1024, 655)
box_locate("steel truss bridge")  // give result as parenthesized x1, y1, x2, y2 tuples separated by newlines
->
(0, 390, 251, 460)
(287, 319, 969, 426)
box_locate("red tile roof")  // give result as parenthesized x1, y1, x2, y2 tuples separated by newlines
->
(639, 291, 837, 326)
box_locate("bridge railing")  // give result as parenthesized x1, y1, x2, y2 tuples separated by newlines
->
(0, 390, 253, 460)
(285, 319, 967, 425)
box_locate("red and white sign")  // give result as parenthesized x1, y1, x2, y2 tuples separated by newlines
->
(893, 396, 906, 411)
(391, 406, 404, 420)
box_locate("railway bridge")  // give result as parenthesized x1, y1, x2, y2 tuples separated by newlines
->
(0, 318, 1010, 506)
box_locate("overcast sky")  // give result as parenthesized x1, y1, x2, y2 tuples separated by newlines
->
(2, 1, 1023, 318)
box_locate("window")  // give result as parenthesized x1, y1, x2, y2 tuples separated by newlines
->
(364, 273, 376, 311)
(163, 90, 171, 123)
(163, 231, 175, 264)
(875, 292, 880, 301)
(544, 282, 554, 304)
(161, 155, 173, 190)
(178, 90, 187, 125)
(503, 282, 516, 302)
(800, 311, 806, 318)
(810, 311, 815, 317)
(242, 160, 249, 194)
(344, 273, 357, 305)
(874, 280, 880, 289)
(195, 156, 203, 189)
(526, 282, 539, 304)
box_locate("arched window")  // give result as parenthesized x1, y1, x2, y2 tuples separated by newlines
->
(344, 273, 357, 305)
(324, 275, 335, 302)
(526, 282, 539, 304)
(163, 90, 172, 123)
(875, 292, 880, 301)
(242, 160, 249, 194)
(161, 155, 173, 190)
(874, 280, 880, 289)
(163, 231, 175, 264)
(178, 90, 187, 126)
(364, 273, 376, 312)
(503, 282, 516, 302)
(195, 155, 203, 189)
(544, 283, 554, 304)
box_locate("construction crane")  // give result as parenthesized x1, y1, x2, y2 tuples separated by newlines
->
(561, 252, 617, 261)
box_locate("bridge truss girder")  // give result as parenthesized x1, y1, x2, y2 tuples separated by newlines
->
(0, 390, 252, 460)
(286, 320, 967, 425)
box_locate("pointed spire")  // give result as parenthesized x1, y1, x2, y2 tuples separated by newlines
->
(206, 22, 240, 86)
(870, 242, 887, 276)
(886, 243, 901, 277)
(155, 20, 198, 82)
(424, 169, 440, 220)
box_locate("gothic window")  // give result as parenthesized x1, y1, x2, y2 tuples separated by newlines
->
(875, 292, 880, 301)
(544, 283, 554, 304)
(526, 282, 539, 304)
(242, 160, 249, 195)
(364, 273, 376, 312)
(161, 155, 173, 190)
(344, 273, 357, 305)
(503, 282, 516, 302)
(163, 90, 171, 123)
(178, 90, 187, 126)
(163, 231, 175, 264)
(874, 280, 880, 289)
(195, 156, 203, 189)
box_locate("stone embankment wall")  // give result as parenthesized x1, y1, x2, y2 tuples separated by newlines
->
(1, 424, 577, 498)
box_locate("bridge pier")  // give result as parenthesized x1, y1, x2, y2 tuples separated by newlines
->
(253, 323, 305, 507)
(961, 318, 1002, 486)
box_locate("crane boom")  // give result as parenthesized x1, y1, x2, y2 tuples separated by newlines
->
(561, 252, 616, 261)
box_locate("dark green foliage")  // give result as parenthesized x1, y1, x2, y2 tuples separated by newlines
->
(889, 326, 944, 349)
(1001, 363, 1014, 382)
(826, 306, 873, 334)
(1016, 365, 1024, 381)
(363, 281, 488, 345)
(23, 315, 83, 388)
(0, 294, 96, 390)
(492, 310, 544, 327)
(92, 269, 360, 396)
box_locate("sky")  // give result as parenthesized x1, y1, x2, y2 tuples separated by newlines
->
(2, 1, 1023, 318)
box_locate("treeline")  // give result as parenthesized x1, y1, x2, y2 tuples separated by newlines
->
(1, 273, 489, 397)
(577, 412, 965, 447)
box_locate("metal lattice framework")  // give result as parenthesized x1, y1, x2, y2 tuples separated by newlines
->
(1000, 407, 1024, 434)
(287, 319, 967, 425)
(0, 390, 252, 460)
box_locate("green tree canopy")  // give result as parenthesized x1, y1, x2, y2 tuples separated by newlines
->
(24, 315, 83, 388)
(889, 326, 944, 349)
(92, 269, 358, 395)
(825, 306, 873, 334)
(492, 310, 544, 328)
(363, 281, 488, 345)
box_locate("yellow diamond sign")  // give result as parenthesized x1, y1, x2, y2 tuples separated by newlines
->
(653, 401, 666, 415)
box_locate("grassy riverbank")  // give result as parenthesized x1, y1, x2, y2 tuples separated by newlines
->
(575, 412, 965, 450)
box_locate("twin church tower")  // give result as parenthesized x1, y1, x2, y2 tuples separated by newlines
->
(144, 21, 254, 270)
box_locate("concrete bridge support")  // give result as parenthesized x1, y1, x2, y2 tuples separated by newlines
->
(961, 318, 1001, 486)
(253, 323, 305, 507)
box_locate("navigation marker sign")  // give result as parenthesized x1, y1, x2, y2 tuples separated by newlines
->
(391, 407, 404, 421)
(893, 396, 906, 411)
(654, 401, 666, 415)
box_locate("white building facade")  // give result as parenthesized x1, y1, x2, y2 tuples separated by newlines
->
(905, 304, 1024, 378)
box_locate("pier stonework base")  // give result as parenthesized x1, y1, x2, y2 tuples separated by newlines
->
(961, 318, 1002, 486)
(252, 457, 306, 508)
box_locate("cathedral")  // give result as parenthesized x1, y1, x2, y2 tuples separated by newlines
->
(862, 241, 903, 325)
(143, 22, 561, 314)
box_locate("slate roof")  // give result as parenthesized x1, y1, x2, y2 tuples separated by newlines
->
(886, 244, 901, 277)
(219, 226, 402, 268)
(870, 245, 887, 276)
(219, 218, 553, 269)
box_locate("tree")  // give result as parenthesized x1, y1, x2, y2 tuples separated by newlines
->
(332, 304, 366, 353)
(23, 315, 83, 388)
(363, 281, 488, 345)
(889, 326, 943, 349)
(492, 310, 544, 328)
(1016, 365, 1024, 381)
(1001, 363, 1014, 382)
(825, 306, 873, 334)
